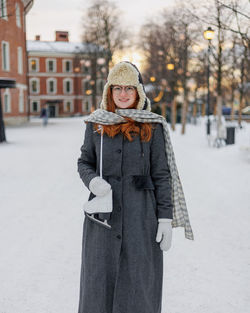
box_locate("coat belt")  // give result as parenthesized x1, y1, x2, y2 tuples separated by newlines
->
(102, 175, 155, 190)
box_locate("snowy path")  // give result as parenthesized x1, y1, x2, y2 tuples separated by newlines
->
(0, 117, 249, 313)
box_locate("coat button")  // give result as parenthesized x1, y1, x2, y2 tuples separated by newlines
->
(116, 234, 121, 239)
(116, 177, 121, 181)
(117, 149, 122, 153)
(117, 206, 121, 212)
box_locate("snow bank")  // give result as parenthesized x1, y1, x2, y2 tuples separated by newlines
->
(0, 116, 249, 313)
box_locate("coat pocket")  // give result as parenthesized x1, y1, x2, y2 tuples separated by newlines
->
(132, 175, 155, 190)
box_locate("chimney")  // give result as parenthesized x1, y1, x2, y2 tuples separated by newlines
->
(35, 35, 41, 41)
(55, 31, 69, 42)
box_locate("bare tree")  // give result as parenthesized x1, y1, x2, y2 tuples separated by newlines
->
(140, 0, 249, 137)
(187, 0, 249, 128)
(211, 1, 248, 128)
(82, 0, 127, 70)
(217, 0, 250, 44)
(80, 0, 129, 109)
(223, 35, 242, 121)
(140, 17, 181, 130)
(171, 7, 195, 135)
(140, 7, 201, 134)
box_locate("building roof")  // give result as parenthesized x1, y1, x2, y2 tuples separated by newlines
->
(27, 40, 103, 55)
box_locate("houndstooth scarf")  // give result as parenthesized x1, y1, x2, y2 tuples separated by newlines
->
(84, 108, 194, 240)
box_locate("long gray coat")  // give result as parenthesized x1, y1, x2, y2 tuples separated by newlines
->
(77, 121, 173, 313)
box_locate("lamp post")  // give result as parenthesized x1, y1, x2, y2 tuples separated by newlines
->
(203, 27, 215, 136)
(167, 63, 175, 71)
(74, 66, 81, 114)
(166, 63, 176, 130)
(0, 79, 16, 142)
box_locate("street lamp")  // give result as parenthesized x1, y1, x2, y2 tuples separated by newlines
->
(167, 63, 176, 129)
(203, 26, 215, 136)
(204, 27, 215, 41)
(97, 57, 105, 65)
(166, 63, 175, 71)
(85, 89, 92, 95)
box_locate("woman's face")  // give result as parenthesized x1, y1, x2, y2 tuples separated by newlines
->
(112, 85, 137, 109)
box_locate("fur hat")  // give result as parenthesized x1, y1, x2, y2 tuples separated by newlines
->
(100, 61, 151, 111)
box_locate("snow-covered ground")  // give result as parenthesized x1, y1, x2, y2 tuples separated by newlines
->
(0, 116, 249, 313)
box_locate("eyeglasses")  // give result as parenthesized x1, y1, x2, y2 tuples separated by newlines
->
(112, 85, 136, 95)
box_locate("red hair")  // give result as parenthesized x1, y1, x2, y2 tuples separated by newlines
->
(93, 86, 153, 142)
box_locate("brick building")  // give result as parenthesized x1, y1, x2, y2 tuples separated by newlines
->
(27, 31, 107, 117)
(0, 0, 33, 125)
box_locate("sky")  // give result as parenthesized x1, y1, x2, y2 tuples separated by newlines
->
(26, 0, 176, 42)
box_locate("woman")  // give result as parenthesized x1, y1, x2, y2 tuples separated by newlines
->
(77, 61, 193, 313)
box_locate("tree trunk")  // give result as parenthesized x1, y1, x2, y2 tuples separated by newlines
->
(238, 49, 247, 127)
(193, 88, 198, 118)
(171, 97, 177, 131)
(213, 103, 217, 116)
(161, 102, 166, 119)
(202, 102, 206, 116)
(181, 24, 188, 135)
(213, 0, 224, 143)
(230, 90, 235, 121)
(216, 94, 223, 139)
(193, 102, 197, 118)
(91, 55, 97, 110)
(181, 97, 188, 134)
(238, 90, 243, 127)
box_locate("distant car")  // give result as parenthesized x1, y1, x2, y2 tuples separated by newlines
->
(242, 106, 250, 114)
(222, 106, 231, 115)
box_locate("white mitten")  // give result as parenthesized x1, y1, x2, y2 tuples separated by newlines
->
(156, 219, 173, 252)
(89, 176, 111, 196)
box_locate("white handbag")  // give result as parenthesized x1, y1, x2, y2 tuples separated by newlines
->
(82, 125, 113, 228)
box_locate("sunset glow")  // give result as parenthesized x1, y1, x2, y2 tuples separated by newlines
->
(112, 49, 146, 72)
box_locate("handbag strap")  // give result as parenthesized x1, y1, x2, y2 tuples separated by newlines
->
(98, 125, 103, 178)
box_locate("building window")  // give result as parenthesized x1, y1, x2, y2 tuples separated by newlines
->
(63, 79, 73, 94)
(66, 61, 71, 72)
(49, 81, 54, 92)
(3, 89, 11, 113)
(85, 81, 90, 91)
(17, 47, 23, 74)
(30, 78, 40, 94)
(83, 80, 90, 94)
(64, 100, 73, 113)
(19, 89, 24, 113)
(16, 3, 21, 27)
(85, 101, 90, 112)
(47, 78, 57, 94)
(97, 79, 105, 94)
(66, 81, 70, 92)
(82, 98, 91, 112)
(46, 59, 56, 72)
(82, 66, 91, 74)
(31, 81, 37, 92)
(82, 60, 91, 73)
(29, 58, 39, 72)
(0, 0, 7, 19)
(31, 100, 40, 113)
(63, 60, 72, 73)
(2, 41, 10, 71)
